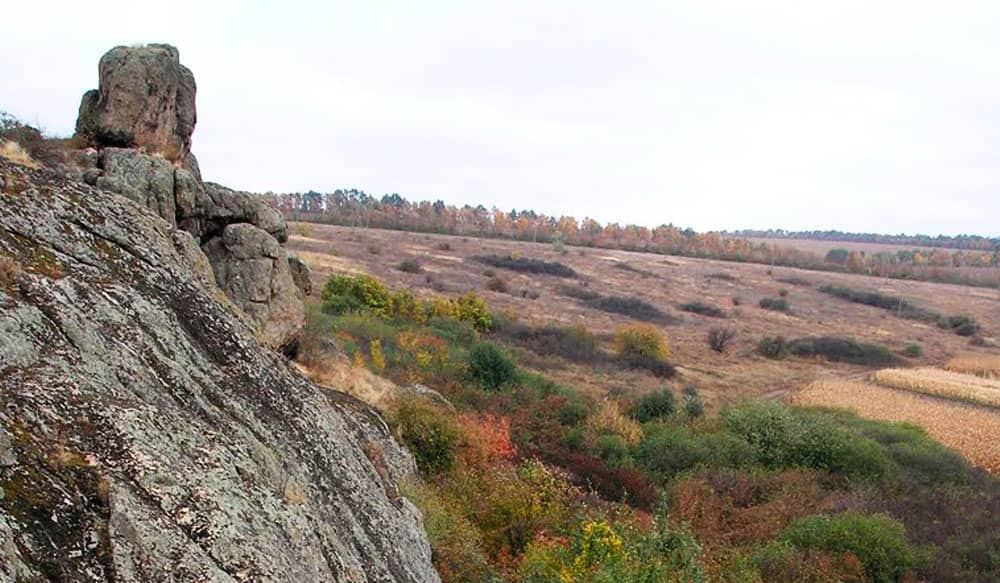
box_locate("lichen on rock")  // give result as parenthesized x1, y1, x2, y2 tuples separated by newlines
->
(0, 157, 439, 582)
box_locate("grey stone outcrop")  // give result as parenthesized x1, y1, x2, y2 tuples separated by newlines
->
(71, 44, 307, 350)
(0, 158, 439, 583)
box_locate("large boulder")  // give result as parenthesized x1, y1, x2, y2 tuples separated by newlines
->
(202, 223, 304, 351)
(71, 44, 308, 351)
(204, 182, 288, 243)
(75, 44, 196, 158)
(0, 158, 439, 583)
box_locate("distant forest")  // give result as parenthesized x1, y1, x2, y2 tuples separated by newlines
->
(724, 229, 1000, 251)
(265, 189, 1000, 288)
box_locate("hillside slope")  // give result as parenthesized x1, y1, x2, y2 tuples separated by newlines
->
(0, 159, 439, 581)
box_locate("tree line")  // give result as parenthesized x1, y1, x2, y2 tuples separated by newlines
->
(263, 189, 1000, 288)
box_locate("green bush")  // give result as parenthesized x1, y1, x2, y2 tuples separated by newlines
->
(902, 343, 923, 358)
(634, 425, 706, 480)
(679, 301, 727, 318)
(631, 388, 676, 422)
(722, 401, 890, 480)
(681, 386, 705, 419)
(596, 434, 631, 468)
(786, 336, 897, 366)
(321, 274, 392, 316)
(757, 336, 788, 359)
(759, 297, 790, 312)
(455, 292, 493, 332)
(467, 342, 517, 391)
(390, 399, 459, 476)
(942, 315, 980, 337)
(428, 316, 479, 345)
(397, 258, 423, 273)
(781, 512, 914, 583)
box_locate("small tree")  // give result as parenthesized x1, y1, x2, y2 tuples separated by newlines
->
(707, 327, 736, 353)
(467, 342, 516, 391)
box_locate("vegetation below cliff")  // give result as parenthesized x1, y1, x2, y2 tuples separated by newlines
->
(302, 271, 1000, 583)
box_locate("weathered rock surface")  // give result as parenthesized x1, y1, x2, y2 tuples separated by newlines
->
(94, 148, 177, 227)
(69, 44, 307, 349)
(288, 254, 312, 297)
(75, 44, 197, 157)
(203, 223, 304, 351)
(0, 159, 439, 583)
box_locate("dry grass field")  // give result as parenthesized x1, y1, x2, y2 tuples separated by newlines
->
(289, 223, 1000, 469)
(870, 367, 1000, 408)
(289, 223, 997, 396)
(947, 352, 1000, 378)
(794, 380, 1000, 473)
(747, 236, 943, 255)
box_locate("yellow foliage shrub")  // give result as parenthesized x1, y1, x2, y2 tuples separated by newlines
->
(614, 324, 670, 362)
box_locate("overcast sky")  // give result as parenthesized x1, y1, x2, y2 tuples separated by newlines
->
(3, 1, 999, 236)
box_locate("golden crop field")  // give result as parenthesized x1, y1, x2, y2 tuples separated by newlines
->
(946, 353, 1000, 378)
(793, 380, 1000, 473)
(870, 367, 1000, 408)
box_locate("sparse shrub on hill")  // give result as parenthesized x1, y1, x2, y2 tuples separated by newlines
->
(722, 401, 890, 480)
(519, 517, 706, 583)
(321, 273, 492, 331)
(817, 285, 979, 338)
(367, 241, 381, 254)
(902, 343, 923, 358)
(682, 386, 705, 419)
(942, 314, 980, 337)
(472, 254, 577, 278)
(467, 342, 517, 391)
(590, 294, 674, 323)
(554, 284, 674, 323)
(758, 336, 788, 359)
(679, 301, 727, 318)
(390, 398, 460, 476)
(707, 326, 737, 353)
(615, 324, 670, 363)
(708, 272, 738, 281)
(589, 400, 643, 446)
(484, 276, 508, 293)
(780, 512, 914, 583)
(555, 284, 601, 301)
(786, 336, 897, 366)
(322, 273, 392, 317)
(400, 480, 497, 583)
(776, 276, 813, 287)
(630, 388, 676, 422)
(435, 241, 452, 251)
(759, 297, 790, 312)
(493, 321, 599, 364)
(397, 258, 422, 273)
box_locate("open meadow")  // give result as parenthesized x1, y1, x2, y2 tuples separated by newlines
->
(289, 223, 998, 400)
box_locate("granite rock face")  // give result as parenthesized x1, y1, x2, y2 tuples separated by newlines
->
(202, 223, 304, 351)
(0, 159, 439, 583)
(70, 44, 307, 350)
(75, 44, 197, 157)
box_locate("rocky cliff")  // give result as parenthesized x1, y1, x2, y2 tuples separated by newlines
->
(0, 45, 441, 583)
(70, 45, 306, 353)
